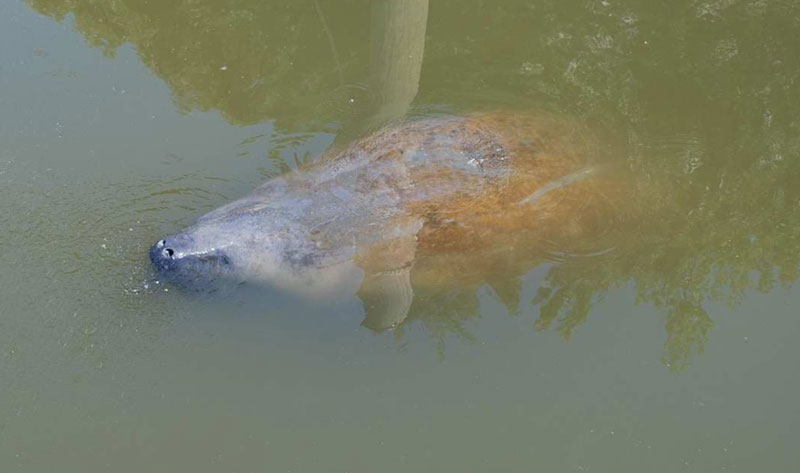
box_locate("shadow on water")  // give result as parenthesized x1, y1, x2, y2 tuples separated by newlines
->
(25, 0, 800, 368)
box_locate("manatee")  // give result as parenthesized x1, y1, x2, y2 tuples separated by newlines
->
(150, 112, 619, 330)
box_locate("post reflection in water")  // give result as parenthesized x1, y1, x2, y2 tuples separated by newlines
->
(26, 0, 800, 367)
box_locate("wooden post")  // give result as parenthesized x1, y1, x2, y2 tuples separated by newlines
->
(368, 0, 429, 125)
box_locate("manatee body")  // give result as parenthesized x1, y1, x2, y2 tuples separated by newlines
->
(151, 112, 610, 329)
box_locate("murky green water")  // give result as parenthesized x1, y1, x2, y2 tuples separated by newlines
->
(2, 1, 799, 471)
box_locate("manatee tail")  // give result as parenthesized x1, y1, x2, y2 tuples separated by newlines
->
(517, 165, 606, 206)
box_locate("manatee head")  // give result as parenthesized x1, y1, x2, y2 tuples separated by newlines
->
(150, 191, 318, 290)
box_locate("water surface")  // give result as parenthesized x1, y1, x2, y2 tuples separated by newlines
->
(2, 1, 799, 471)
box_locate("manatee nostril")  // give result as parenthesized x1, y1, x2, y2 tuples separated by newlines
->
(157, 239, 166, 248)
(165, 248, 174, 258)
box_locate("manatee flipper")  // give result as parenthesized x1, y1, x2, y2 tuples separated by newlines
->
(358, 266, 415, 332)
(355, 229, 419, 332)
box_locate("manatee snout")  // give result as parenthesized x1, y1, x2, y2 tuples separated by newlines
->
(149, 233, 233, 288)
(150, 238, 177, 271)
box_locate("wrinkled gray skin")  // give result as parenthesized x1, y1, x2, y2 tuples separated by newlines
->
(151, 116, 511, 327)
